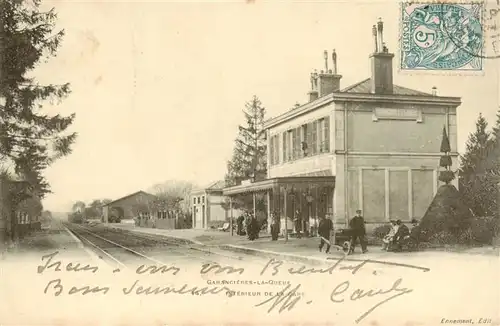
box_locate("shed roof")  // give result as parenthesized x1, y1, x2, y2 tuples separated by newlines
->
(102, 190, 157, 207)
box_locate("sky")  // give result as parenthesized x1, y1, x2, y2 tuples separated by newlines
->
(35, 0, 499, 212)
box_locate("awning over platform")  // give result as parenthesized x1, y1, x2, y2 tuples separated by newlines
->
(222, 176, 335, 196)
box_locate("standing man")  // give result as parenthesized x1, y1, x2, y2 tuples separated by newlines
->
(270, 212, 280, 241)
(318, 215, 333, 253)
(349, 209, 368, 254)
(236, 214, 245, 236)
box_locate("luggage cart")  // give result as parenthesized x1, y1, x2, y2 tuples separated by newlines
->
(333, 228, 355, 253)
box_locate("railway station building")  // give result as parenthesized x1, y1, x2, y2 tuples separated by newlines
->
(191, 180, 243, 229)
(102, 190, 178, 229)
(222, 19, 461, 235)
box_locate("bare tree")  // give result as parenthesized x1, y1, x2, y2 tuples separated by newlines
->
(149, 180, 197, 213)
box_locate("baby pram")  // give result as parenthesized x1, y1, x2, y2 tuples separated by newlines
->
(319, 228, 354, 253)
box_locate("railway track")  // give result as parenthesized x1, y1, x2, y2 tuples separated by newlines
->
(64, 223, 224, 270)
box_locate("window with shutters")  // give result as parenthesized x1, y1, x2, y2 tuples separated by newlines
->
(311, 121, 318, 155)
(306, 122, 313, 156)
(283, 132, 288, 163)
(301, 124, 308, 156)
(287, 130, 293, 161)
(275, 135, 279, 165)
(292, 128, 298, 159)
(273, 135, 278, 165)
(318, 118, 326, 152)
(272, 135, 275, 164)
(270, 135, 275, 166)
(324, 116, 330, 152)
(276, 135, 280, 164)
(295, 127, 302, 159)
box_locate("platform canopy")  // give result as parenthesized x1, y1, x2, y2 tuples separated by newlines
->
(222, 175, 335, 196)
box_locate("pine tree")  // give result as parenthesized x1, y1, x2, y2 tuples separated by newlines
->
(485, 108, 500, 173)
(491, 108, 500, 144)
(459, 113, 495, 216)
(224, 96, 267, 212)
(459, 113, 491, 179)
(438, 126, 455, 184)
(225, 95, 267, 187)
(0, 0, 76, 198)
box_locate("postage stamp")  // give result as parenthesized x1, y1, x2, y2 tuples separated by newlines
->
(400, 2, 484, 72)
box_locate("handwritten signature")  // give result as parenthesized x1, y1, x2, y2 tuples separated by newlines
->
(331, 277, 413, 323)
(255, 283, 304, 313)
(255, 278, 413, 324)
(255, 252, 423, 323)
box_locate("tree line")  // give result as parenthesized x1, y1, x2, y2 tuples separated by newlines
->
(1, 0, 76, 240)
(459, 110, 500, 218)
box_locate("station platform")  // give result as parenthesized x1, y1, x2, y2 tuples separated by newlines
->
(103, 223, 500, 265)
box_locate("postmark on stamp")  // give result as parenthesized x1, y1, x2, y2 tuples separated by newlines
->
(400, 2, 484, 72)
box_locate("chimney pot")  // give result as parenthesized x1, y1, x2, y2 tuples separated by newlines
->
(377, 19, 384, 53)
(311, 51, 342, 97)
(372, 25, 378, 52)
(324, 50, 329, 72)
(370, 18, 394, 94)
(432, 86, 437, 96)
(332, 49, 338, 74)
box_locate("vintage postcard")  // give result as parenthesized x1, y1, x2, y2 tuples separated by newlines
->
(0, 0, 499, 325)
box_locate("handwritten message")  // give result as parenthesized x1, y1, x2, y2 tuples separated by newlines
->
(37, 250, 429, 324)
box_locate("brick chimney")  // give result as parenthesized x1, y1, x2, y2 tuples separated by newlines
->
(308, 50, 342, 101)
(370, 18, 394, 94)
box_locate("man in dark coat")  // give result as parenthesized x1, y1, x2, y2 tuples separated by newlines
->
(349, 209, 368, 254)
(270, 212, 280, 241)
(318, 215, 333, 253)
(247, 213, 258, 241)
(236, 214, 245, 236)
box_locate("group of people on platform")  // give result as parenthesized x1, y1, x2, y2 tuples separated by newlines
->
(236, 208, 419, 254)
(382, 218, 419, 252)
(270, 209, 317, 241)
(235, 211, 261, 241)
